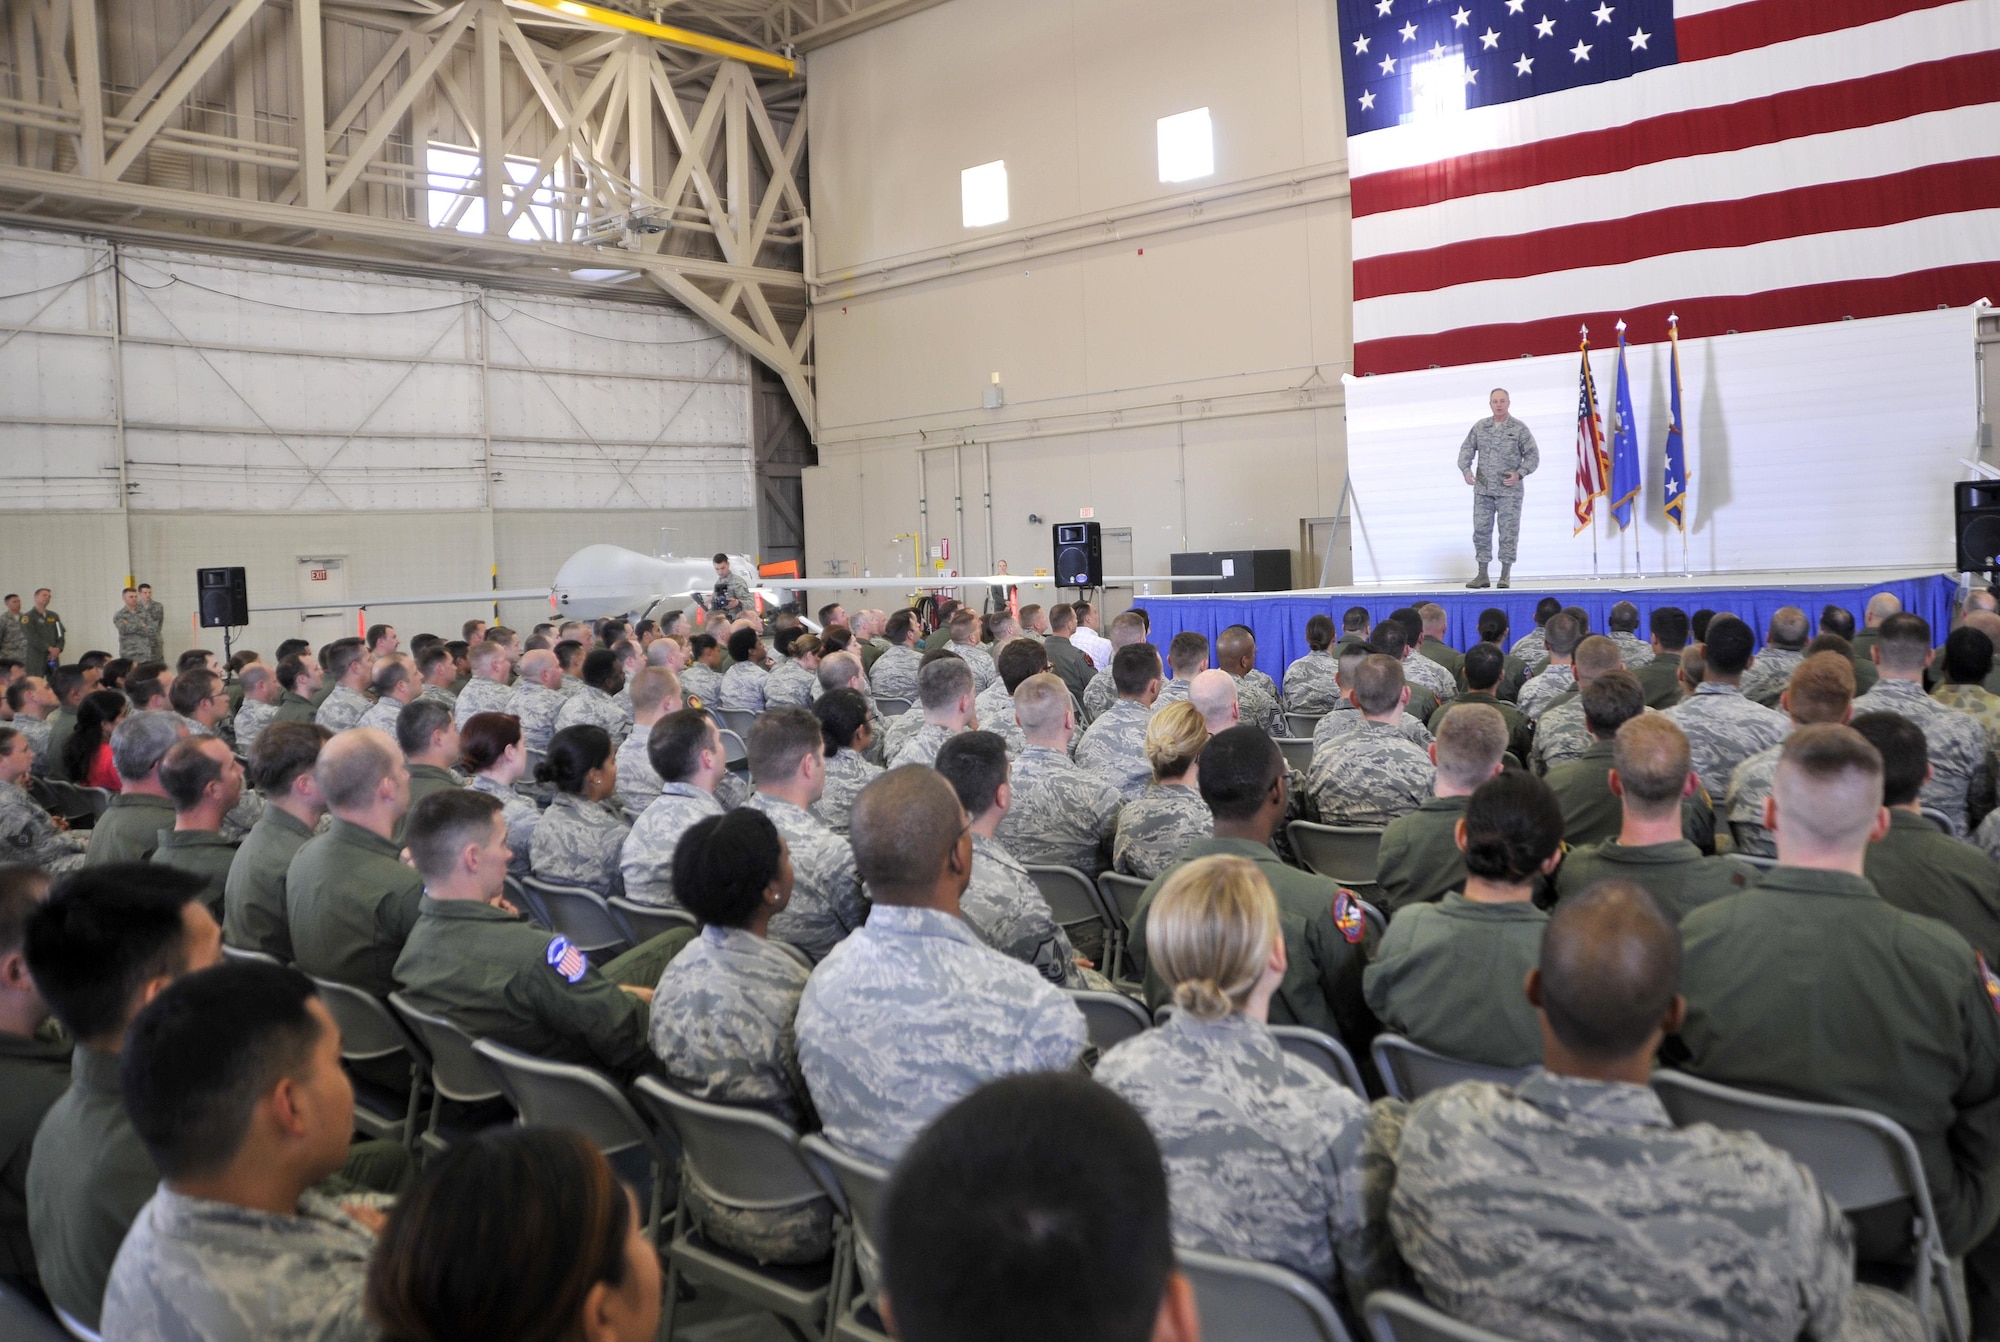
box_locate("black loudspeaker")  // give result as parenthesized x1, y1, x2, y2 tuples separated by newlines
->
(197, 567, 249, 627)
(1053, 522, 1104, 588)
(1957, 482, 2000, 573)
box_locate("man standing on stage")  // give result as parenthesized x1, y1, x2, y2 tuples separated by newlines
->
(1458, 388, 1539, 590)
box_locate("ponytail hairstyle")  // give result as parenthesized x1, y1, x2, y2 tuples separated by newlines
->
(1461, 770, 1566, 885)
(1145, 855, 1279, 1021)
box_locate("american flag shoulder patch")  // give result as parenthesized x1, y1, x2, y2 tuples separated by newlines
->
(546, 935, 589, 984)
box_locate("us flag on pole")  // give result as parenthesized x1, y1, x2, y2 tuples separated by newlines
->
(1573, 333, 1608, 534)
(1336, 0, 2000, 375)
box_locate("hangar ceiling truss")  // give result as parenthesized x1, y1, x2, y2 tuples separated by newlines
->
(0, 0, 822, 430)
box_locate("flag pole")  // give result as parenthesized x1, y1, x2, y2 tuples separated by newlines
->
(1672, 315, 1691, 577)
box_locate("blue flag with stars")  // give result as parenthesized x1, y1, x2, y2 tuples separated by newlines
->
(1663, 319, 1687, 530)
(1337, 0, 1676, 136)
(1608, 324, 1639, 529)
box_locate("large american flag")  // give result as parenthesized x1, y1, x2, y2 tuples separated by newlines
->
(1338, 0, 2000, 376)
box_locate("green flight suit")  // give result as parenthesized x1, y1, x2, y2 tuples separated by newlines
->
(42, 709, 74, 783)
(1376, 795, 1468, 916)
(1677, 866, 2000, 1269)
(309, 680, 335, 711)
(1362, 893, 1546, 1068)
(147, 828, 239, 916)
(393, 897, 689, 1083)
(859, 637, 888, 673)
(1634, 654, 1685, 710)
(1418, 637, 1465, 681)
(26, 1045, 154, 1329)
(271, 690, 316, 725)
(1404, 682, 1440, 726)
(1552, 838, 1755, 923)
(396, 764, 462, 844)
(1865, 808, 2000, 962)
(286, 818, 424, 996)
(920, 626, 953, 653)
(223, 805, 315, 960)
(1544, 739, 1715, 852)
(21, 609, 62, 675)
(1431, 690, 1533, 764)
(84, 792, 174, 866)
(1126, 837, 1379, 1055)
(0, 1022, 69, 1287)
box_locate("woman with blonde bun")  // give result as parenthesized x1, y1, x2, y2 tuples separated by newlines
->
(1110, 702, 1213, 879)
(1095, 853, 1380, 1305)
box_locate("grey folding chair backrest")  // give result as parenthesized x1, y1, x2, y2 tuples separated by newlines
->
(506, 874, 552, 929)
(1270, 1024, 1367, 1097)
(386, 992, 504, 1106)
(1098, 872, 1151, 929)
(50, 1302, 100, 1342)
(1920, 807, 1956, 834)
(1365, 1290, 1516, 1342)
(718, 727, 749, 768)
(1024, 865, 1115, 941)
(1286, 712, 1324, 739)
(1733, 853, 1780, 871)
(220, 944, 284, 967)
(1276, 737, 1315, 775)
(523, 876, 631, 957)
(797, 1133, 890, 1238)
(471, 1038, 664, 1161)
(610, 897, 698, 944)
(634, 1077, 824, 1211)
(1286, 821, 1384, 886)
(309, 975, 418, 1065)
(873, 695, 912, 718)
(0, 1281, 72, 1342)
(75, 785, 113, 820)
(1066, 989, 1150, 1054)
(1372, 1032, 1533, 1101)
(1178, 1247, 1354, 1342)
(713, 707, 758, 740)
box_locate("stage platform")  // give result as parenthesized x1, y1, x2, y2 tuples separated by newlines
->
(1136, 569, 1963, 682)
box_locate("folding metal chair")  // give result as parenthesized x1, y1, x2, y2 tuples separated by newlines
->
(220, 944, 284, 967)
(1921, 807, 1956, 835)
(50, 1303, 100, 1342)
(1065, 988, 1151, 1054)
(1097, 871, 1151, 983)
(1370, 1033, 1533, 1102)
(1277, 737, 1316, 775)
(307, 974, 425, 1148)
(1269, 1024, 1367, 1097)
(712, 707, 759, 740)
(472, 1039, 675, 1241)
(1286, 712, 1325, 739)
(608, 897, 697, 944)
(1732, 853, 1780, 872)
(1178, 1247, 1356, 1342)
(1286, 821, 1385, 887)
(1024, 864, 1120, 972)
(1650, 1069, 1968, 1342)
(1364, 1290, 1517, 1342)
(505, 874, 552, 930)
(872, 695, 913, 718)
(521, 876, 631, 958)
(633, 1079, 836, 1339)
(385, 992, 511, 1157)
(798, 1134, 893, 1342)
(718, 726, 749, 771)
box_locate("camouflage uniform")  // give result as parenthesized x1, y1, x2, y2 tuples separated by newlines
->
(764, 658, 818, 709)
(649, 925, 834, 1265)
(719, 660, 769, 713)
(355, 696, 403, 737)
(963, 833, 1088, 988)
(974, 682, 1026, 756)
(1083, 667, 1119, 722)
(1865, 809, 2000, 962)
(1607, 630, 1656, 670)
(948, 642, 1000, 692)
(0, 777, 86, 873)
(1457, 414, 1539, 563)
(745, 794, 868, 962)
(1528, 695, 1592, 773)
(679, 662, 724, 707)
(416, 683, 457, 715)
(1398, 654, 1456, 709)
(232, 699, 277, 756)
(1515, 664, 1576, 721)
(1282, 651, 1344, 716)
(100, 1188, 376, 1342)
(996, 745, 1122, 873)
(878, 705, 925, 764)
(1724, 742, 1784, 857)
(1665, 683, 1790, 801)
(1510, 626, 1549, 665)
(1307, 722, 1436, 827)
(867, 645, 922, 703)
(812, 748, 880, 835)
(452, 676, 511, 728)
(504, 681, 566, 755)
(1851, 678, 1990, 834)
(1113, 784, 1212, 880)
(529, 794, 630, 898)
(559, 674, 584, 700)
(1154, 677, 1192, 710)
(11, 716, 50, 778)
(1739, 647, 1805, 707)
(1936, 682, 2000, 758)
(716, 770, 752, 810)
(794, 904, 1088, 1163)
(112, 606, 152, 662)
(1096, 1012, 1385, 1302)
(889, 720, 962, 770)
(1552, 839, 1755, 923)
(140, 600, 166, 664)
(618, 783, 724, 909)
(222, 805, 313, 960)
(1313, 703, 1434, 753)
(1376, 794, 1469, 915)
(1380, 1071, 1927, 1342)
(313, 685, 370, 733)
(1075, 699, 1154, 801)
(1364, 894, 1546, 1067)
(614, 722, 662, 812)
(0, 610, 22, 663)
(468, 773, 540, 881)
(555, 684, 631, 747)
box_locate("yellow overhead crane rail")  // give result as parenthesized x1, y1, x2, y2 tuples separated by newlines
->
(505, 0, 799, 77)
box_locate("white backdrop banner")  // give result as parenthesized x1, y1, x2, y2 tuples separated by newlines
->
(1342, 306, 1984, 583)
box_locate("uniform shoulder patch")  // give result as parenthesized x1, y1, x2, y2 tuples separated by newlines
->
(546, 935, 589, 984)
(1980, 953, 2000, 1017)
(1333, 890, 1366, 945)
